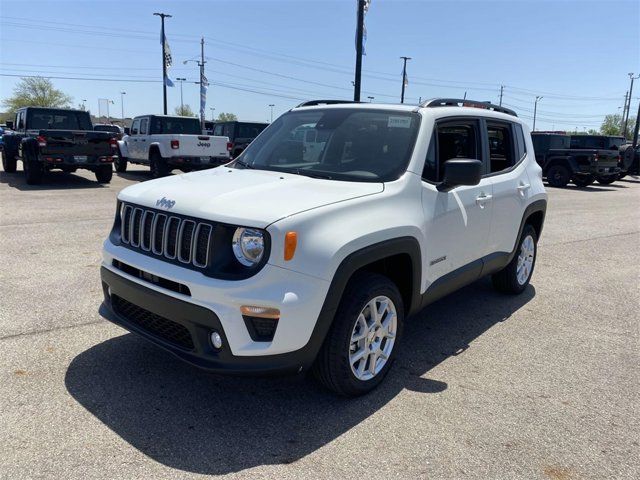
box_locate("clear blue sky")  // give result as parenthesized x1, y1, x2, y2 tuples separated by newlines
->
(0, 0, 638, 131)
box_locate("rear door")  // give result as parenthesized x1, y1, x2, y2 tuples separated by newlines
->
(485, 121, 531, 255)
(127, 118, 141, 159)
(421, 118, 494, 286)
(138, 117, 150, 159)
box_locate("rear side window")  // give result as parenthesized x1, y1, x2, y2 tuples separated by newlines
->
(422, 121, 480, 182)
(213, 124, 224, 136)
(487, 122, 515, 173)
(514, 124, 527, 160)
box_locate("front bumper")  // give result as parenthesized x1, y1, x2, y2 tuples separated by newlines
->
(100, 266, 318, 375)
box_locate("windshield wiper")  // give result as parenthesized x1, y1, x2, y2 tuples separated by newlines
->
(233, 159, 253, 169)
(294, 169, 333, 180)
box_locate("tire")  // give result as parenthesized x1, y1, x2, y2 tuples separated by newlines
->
(618, 172, 627, 180)
(2, 149, 17, 173)
(61, 166, 77, 173)
(95, 165, 113, 183)
(546, 164, 571, 188)
(573, 176, 594, 188)
(24, 150, 44, 185)
(492, 224, 537, 294)
(114, 154, 128, 173)
(150, 150, 170, 178)
(312, 273, 404, 397)
(596, 176, 616, 185)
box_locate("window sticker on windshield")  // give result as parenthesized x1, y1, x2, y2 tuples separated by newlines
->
(388, 116, 412, 128)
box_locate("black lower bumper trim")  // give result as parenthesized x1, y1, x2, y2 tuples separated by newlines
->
(99, 266, 315, 375)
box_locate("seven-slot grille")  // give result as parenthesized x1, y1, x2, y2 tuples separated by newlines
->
(120, 204, 213, 268)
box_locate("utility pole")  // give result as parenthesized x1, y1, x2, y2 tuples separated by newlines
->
(268, 104, 275, 123)
(622, 91, 629, 125)
(154, 12, 172, 115)
(176, 78, 186, 113)
(623, 73, 639, 139)
(400, 56, 411, 104)
(353, 0, 365, 102)
(533, 96, 543, 132)
(499, 85, 504, 106)
(120, 91, 126, 120)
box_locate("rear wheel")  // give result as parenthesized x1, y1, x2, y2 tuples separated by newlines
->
(546, 164, 570, 188)
(95, 165, 113, 183)
(61, 166, 77, 173)
(114, 153, 128, 173)
(596, 176, 616, 185)
(24, 151, 44, 185)
(313, 273, 403, 396)
(150, 150, 170, 178)
(492, 224, 537, 294)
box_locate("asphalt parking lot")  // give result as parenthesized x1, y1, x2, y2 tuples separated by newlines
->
(1, 160, 638, 480)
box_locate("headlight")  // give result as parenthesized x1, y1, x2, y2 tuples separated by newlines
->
(232, 227, 265, 266)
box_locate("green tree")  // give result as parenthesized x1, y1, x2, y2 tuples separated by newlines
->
(601, 113, 636, 138)
(2, 77, 72, 115)
(174, 104, 197, 117)
(216, 112, 238, 122)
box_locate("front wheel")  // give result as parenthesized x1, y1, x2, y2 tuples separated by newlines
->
(492, 224, 537, 294)
(24, 153, 44, 185)
(313, 273, 403, 396)
(114, 154, 128, 173)
(2, 149, 17, 173)
(95, 165, 113, 183)
(573, 176, 594, 188)
(596, 176, 616, 185)
(546, 164, 570, 188)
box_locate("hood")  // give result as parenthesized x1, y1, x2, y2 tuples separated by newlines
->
(118, 167, 383, 227)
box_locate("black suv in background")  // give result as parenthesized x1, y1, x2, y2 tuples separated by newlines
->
(212, 121, 268, 158)
(531, 132, 620, 187)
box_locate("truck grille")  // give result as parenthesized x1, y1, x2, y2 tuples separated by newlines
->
(111, 294, 194, 350)
(120, 203, 213, 268)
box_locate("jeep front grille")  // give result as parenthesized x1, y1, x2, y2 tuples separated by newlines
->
(120, 203, 213, 269)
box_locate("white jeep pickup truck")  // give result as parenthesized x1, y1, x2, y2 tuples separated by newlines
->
(100, 99, 547, 396)
(116, 115, 230, 176)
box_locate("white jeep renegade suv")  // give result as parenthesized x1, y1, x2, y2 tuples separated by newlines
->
(100, 99, 547, 396)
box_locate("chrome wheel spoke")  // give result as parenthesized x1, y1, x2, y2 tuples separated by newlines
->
(516, 235, 535, 286)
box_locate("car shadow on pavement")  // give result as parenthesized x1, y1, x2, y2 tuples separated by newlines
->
(0, 170, 106, 190)
(65, 278, 535, 475)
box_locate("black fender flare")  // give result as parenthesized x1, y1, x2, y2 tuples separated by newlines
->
(543, 156, 577, 175)
(299, 236, 422, 369)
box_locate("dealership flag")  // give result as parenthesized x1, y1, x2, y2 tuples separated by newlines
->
(161, 25, 174, 87)
(200, 74, 208, 120)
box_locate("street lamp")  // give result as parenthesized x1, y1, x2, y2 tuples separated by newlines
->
(367, 96, 374, 102)
(82, 99, 87, 111)
(99, 98, 115, 123)
(210, 107, 215, 121)
(176, 78, 187, 113)
(268, 104, 275, 123)
(533, 96, 543, 132)
(120, 91, 126, 120)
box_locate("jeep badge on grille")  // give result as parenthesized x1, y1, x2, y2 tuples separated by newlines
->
(156, 197, 176, 209)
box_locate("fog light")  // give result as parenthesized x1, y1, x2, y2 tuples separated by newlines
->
(210, 330, 223, 349)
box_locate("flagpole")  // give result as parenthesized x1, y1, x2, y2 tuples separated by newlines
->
(353, 0, 365, 102)
(400, 56, 411, 104)
(154, 12, 172, 115)
(200, 37, 206, 129)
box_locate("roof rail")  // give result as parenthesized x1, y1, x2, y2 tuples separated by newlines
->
(421, 98, 517, 117)
(295, 99, 361, 108)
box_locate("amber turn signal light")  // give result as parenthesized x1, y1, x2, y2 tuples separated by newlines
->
(240, 305, 280, 319)
(284, 231, 297, 261)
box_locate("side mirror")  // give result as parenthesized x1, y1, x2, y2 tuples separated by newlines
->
(5, 121, 14, 130)
(437, 159, 482, 192)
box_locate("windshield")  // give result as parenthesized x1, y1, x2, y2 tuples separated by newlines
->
(27, 109, 92, 130)
(150, 117, 201, 135)
(234, 109, 420, 182)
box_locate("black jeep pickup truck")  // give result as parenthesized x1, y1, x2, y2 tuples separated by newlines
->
(211, 121, 268, 158)
(531, 132, 620, 187)
(1, 107, 118, 185)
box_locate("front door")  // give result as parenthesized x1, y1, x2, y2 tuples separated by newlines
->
(420, 118, 493, 290)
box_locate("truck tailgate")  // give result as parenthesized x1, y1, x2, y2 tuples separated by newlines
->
(40, 130, 114, 157)
(172, 134, 229, 158)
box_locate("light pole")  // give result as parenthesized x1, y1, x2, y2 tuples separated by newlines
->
(120, 91, 126, 120)
(210, 107, 215, 121)
(99, 98, 115, 123)
(533, 96, 543, 132)
(176, 78, 186, 113)
(623, 73, 639, 138)
(82, 99, 87, 111)
(268, 104, 275, 123)
(367, 96, 374, 102)
(400, 56, 411, 104)
(153, 12, 172, 115)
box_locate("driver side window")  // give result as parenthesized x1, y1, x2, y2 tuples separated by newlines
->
(423, 120, 480, 182)
(131, 119, 140, 135)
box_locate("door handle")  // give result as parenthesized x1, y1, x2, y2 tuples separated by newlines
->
(517, 183, 531, 192)
(475, 193, 492, 207)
